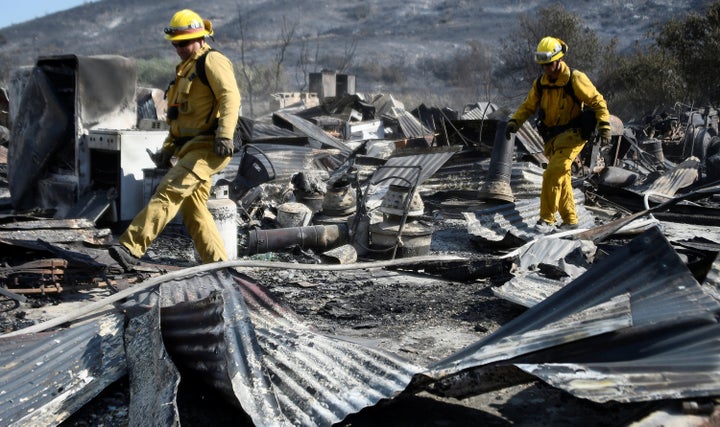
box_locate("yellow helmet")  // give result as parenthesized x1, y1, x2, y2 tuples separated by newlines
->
(534, 36, 567, 64)
(164, 9, 213, 41)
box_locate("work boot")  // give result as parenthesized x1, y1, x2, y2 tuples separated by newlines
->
(109, 245, 140, 272)
(534, 220, 556, 234)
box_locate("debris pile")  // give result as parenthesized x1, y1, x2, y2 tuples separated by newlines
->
(1, 55, 719, 426)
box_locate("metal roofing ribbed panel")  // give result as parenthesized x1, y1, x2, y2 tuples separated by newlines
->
(369, 146, 462, 188)
(130, 268, 421, 427)
(274, 111, 351, 154)
(463, 188, 595, 243)
(461, 102, 498, 120)
(492, 273, 565, 307)
(0, 314, 126, 427)
(703, 253, 720, 301)
(518, 322, 720, 402)
(419, 160, 543, 199)
(394, 110, 433, 139)
(422, 227, 720, 403)
(644, 156, 700, 199)
(217, 143, 345, 183)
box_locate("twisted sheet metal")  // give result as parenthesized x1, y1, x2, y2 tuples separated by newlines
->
(392, 110, 434, 139)
(463, 188, 595, 244)
(369, 146, 462, 188)
(129, 268, 422, 427)
(273, 111, 351, 154)
(0, 313, 126, 426)
(420, 227, 720, 403)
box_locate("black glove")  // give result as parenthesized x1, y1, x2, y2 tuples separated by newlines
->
(214, 137, 234, 157)
(505, 120, 519, 139)
(147, 148, 173, 169)
(597, 127, 611, 146)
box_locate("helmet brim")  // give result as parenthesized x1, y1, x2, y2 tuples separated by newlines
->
(164, 29, 210, 41)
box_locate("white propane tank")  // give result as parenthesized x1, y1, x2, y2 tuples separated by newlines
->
(208, 185, 238, 260)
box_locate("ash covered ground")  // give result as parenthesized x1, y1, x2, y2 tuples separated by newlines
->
(2, 215, 715, 427)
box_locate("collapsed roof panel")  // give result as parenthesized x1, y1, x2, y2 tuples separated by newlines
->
(410, 104, 458, 135)
(128, 268, 422, 427)
(0, 314, 126, 426)
(463, 188, 595, 246)
(517, 320, 720, 403)
(390, 110, 434, 139)
(125, 301, 181, 426)
(369, 146, 462, 188)
(461, 102, 498, 120)
(644, 157, 700, 200)
(273, 111, 351, 154)
(420, 227, 720, 403)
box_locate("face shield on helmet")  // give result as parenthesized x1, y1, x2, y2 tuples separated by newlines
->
(534, 37, 567, 64)
(164, 9, 213, 41)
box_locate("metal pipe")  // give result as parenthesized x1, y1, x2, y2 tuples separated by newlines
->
(245, 224, 349, 255)
(478, 120, 515, 202)
(3, 254, 467, 337)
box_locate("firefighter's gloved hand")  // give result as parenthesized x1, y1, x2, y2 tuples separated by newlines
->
(597, 127, 612, 146)
(214, 137, 234, 157)
(505, 120, 518, 139)
(147, 148, 173, 169)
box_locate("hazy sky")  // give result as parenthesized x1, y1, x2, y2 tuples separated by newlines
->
(0, 0, 93, 29)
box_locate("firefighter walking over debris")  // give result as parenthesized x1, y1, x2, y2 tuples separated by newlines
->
(110, 8, 241, 270)
(505, 36, 611, 232)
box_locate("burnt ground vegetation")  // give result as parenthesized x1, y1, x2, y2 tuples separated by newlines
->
(0, 0, 719, 119)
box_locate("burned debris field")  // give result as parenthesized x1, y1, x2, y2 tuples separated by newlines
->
(1, 56, 720, 427)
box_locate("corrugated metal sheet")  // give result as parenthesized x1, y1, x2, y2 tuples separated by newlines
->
(703, 252, 720, 301)
(393, 110, 433, 139)
(463, 188, 595, 244)
(644, 156, 700, 200)
(274, 111, 351, 155)
(128, 268, 422, 427)
(492, 236, 594, 306)
(369, 146, 462, 188)
(0, 314, 126, 427)
(420, 160, 544, 199)
(125, 302, 180, 426)
(217, 143, 345, 184)
(515, 122, 547, 165)
(492, 273, 566, 307)
(461, 102, 498, 120)
(251, 122, 307, 140)
(421, 227, 720, 403)
(410, 104, 458, 133)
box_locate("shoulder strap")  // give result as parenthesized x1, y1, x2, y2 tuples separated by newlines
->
(565, 69, 582, 106)
(536, 68, 581, 106)
(196, 48, 215, 87)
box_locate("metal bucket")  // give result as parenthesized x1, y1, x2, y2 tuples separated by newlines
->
(276, 202, 312, 228)
(369, 219, 433, 259)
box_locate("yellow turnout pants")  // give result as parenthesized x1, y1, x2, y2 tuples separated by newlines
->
(540, 129, 585, 225)
(120, 148, 231, 263)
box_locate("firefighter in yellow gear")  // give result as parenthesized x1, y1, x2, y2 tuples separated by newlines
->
(505, 36, 611, 231)
(110, 9, 241, 270)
